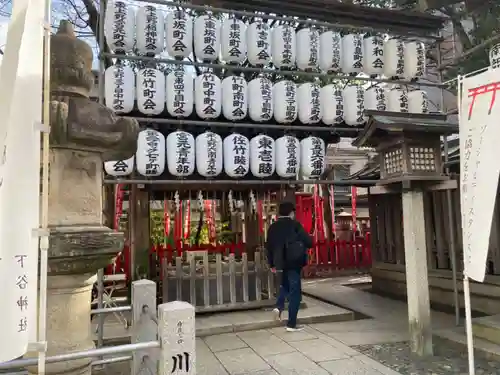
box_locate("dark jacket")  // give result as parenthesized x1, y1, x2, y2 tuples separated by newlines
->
(265, 217, 313, 270)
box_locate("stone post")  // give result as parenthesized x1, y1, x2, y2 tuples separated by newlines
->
(25, 21, 139, 375)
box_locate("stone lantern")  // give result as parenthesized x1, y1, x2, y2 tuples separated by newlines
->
(25, 21, 139, 375)
(352, 110, 458, 357)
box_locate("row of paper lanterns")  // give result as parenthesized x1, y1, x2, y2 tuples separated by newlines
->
(106, 67, 429, 125)
(105, 1, 426, 78)
(105, 130, 325, 179)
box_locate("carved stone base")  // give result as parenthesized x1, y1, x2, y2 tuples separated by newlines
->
(26, 274, 95, 375)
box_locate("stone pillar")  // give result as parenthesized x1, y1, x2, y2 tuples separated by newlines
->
(402, 189, 433, 356)
(25, 21, 139, 375)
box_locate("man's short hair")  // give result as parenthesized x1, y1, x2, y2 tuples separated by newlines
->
(278, 201, 296, 216)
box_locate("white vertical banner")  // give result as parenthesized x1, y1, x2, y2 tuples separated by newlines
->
(460, 69, 500, 282)
(0, 0, 44, 363)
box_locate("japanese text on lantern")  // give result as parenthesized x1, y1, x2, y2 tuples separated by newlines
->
(416, 43, 425, 76)
(203, 16, 217, 56)
(228, 19, 243, 58)
(370, 37, 384, 70)
(375, 87, 386, 111)
(309, 30, 319, 67)
(355, 87, 364, 123)
(145, 130, 161, 175)
(310, 138, 324, 177)
(206, 133, 218, 176)
(173, 68, 186, 115)
(113, 67, 126, 111)
(231, 77, 245, 118)
(285, 137, 298, 175)
(396, 41, 405, 76)
(144, 6, 158, 52)
(113, 2, 127, 48)
(257, 136, 273, 175)
(330, 34, 341, 71)
(334, 88, 343, 123)
(285, 81, 297, 121)
(202, 74, 217, 116)
(353, 35, 363, 70)
(281, 26, 294, 66)
(400, 91, 409, 113)
(310, 84, 321, 122)
(14, 254, 29, 334)
(256, 23, 270, 62)
(171, 11, 188, 53)
(260, 79, 272, 120)
(141, 69, 157, 111)
(232, 135, 247, 176)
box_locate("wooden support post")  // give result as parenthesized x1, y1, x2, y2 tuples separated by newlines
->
(131, 279, 157, 375)
(158, 301, 196, 375)
(402, 190, 433, 356)
(130, 186, 150, 281)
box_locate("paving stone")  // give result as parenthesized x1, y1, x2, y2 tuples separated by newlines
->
(196, 338, 230, 375)
(215, 348, 271, 374)
(289, 338, 351, 362)
(204, 333, 248, 352)
(237, 330, 295, 356)
(268, 326, 318, 342)
(264, 351, 330, 375)
(319, 357, 388, 374)
(329, 330, 409, 346)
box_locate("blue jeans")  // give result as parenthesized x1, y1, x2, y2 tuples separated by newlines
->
(276, 268, 302, 328)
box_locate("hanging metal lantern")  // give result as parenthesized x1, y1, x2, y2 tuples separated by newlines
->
(222, 76, 248, 121)
(248, 77, 273, 122)
(273, 80, 297, 124)
(165, 10, 193, 59)
(271, 25, 296, 69)
(250, 134, 275, 178)
(104, 156, 135, 177)
(223, 133, 250, 178)
(196, 131, 223, 177)
(275, 135, 300, 178)
(364, 85, 387, 111)
(195, 73, 222, 119)
(404, 41, 426, 79)
(104, 0, 135, 53)
(104, 65, 135, 114)
(296, 28, 319, 70)
(136, 68, 165, 115)
(341, 34, 363, 74)
(387, 87, 409, 113)
(297, 82, 322, 124)
(408, 89, 429, 114)
(221, 18, 247, 63)
(320, 84, 343, 125)
(363, 35, 385, 76)
(194, 14, 221, 61)
(247, 21, 271, 66)
(136, 5, 164, 55)
(342, 84, 366, 126)
(300, 136, 325, 179)
(319, 31, 342, 73)
(136, 129, 166, 176)
(384, 37, 405, 78)
(166, 131, 195, 177)
(166, 66, 194, 118)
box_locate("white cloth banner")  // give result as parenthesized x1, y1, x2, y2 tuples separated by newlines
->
(0, 0, 43, 362)
(460, 69, 500, 282)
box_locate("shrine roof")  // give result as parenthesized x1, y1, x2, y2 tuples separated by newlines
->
(351, 111, 458, 149)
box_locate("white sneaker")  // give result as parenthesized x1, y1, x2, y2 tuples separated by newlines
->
(272, 308, 282, 321)
(286, 325, 304, 332)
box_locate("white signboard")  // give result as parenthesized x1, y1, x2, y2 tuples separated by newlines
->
(460, 70, 500, 282)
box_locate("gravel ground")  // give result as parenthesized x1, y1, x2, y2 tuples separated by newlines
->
(353, 337, 500, 375)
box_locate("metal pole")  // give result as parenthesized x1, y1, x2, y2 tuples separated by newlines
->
(464, 275, 475, 375)
(91, 305, 132, 315)
(102, 178, 377, 186)
(96, 268, 105, 349)
(437, 34, 460, 326)
(92, 355, 132, 366)
(103, 53, 445, 88)
(0, 341, 160, 370)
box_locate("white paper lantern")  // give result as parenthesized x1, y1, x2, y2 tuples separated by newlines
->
(104, 0, 135, 53)
(221, 18, 247, 63)
(320, 84, 343, 125)
(104, 156, 134, 177)
(364, 86, 387, 111)
(300, 136, 325, 179)
(363, 36, 385, 76)
(341, 34, 363, 74)
(387, 87, 409, 113)
(223, 133, 250, 178)
(196, 132, 223, 177)
(297, 83, 322, 124)
(296, 28, 319, 70)
(195, 73, 221, 119)
(384, 38, 405, 78)
(248, 77, 273, 122)
(273, 81, 297, 124)
(247, 21, 271, 66)
(136, 5, 164, 55)
(250, 135, 275, 178)
(276, 136, 300, 178)
(408, 90, 429, 114)
(104, 65, 134, 114)
(137, 68, 165, 115)
(221, 76, 248, 121)
(319, 31, 342, 73)
(194, 15, 220, 61)
(136, 129, 165, 176)
(166, 131, 195, 177)
(404, 41, 426, 79)
(166, 67, 194, 118)
(342, 85, 366, 126)
(271, 25, 296, 68)
(490, 44, 500, 69)
(165, 10, 193, 58)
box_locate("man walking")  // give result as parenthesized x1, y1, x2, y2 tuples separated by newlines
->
(266, 201, 313, 332)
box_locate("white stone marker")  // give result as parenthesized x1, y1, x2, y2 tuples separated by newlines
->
(158, 301, 196, 375)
